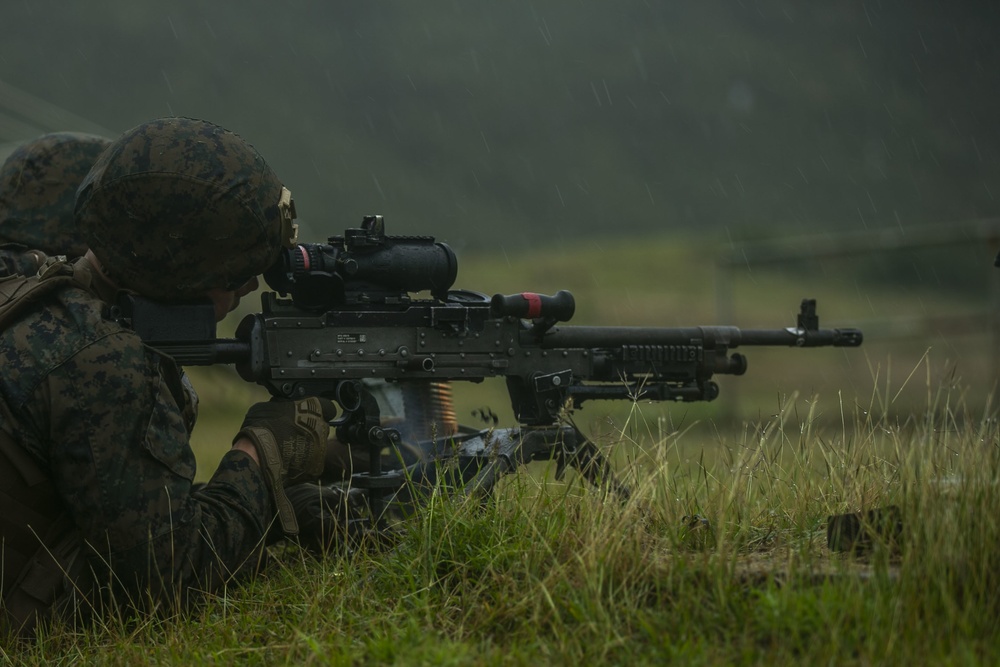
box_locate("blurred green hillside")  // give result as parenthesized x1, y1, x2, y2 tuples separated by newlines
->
(1, 1, 998, 253)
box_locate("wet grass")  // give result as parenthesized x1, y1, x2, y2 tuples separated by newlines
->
(9, 370, 1000, 665)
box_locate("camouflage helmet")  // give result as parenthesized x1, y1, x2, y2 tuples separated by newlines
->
(0, 132, 112, 257)
(77, 117, 296, 301)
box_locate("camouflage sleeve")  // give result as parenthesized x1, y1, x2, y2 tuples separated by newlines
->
(37, 330, 273, 608)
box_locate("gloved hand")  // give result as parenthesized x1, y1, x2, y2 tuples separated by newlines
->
(321, 438, 370, 482)
(281, 483, 366, 553)
(236, 397, 337, 535)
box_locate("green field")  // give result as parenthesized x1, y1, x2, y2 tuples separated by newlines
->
(9, 236, 1000, 664)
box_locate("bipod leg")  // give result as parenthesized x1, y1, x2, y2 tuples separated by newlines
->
(458, 428, 521, 503)
(456, 426, 632, 503)
(555, 426, 631, 502)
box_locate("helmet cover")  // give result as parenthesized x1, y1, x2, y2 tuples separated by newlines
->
(0, 132, 112, 257)
(77, 117, 288, 301)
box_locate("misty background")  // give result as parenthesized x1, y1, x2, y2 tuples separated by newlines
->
(1, 1, 997, 255)
(3, 1, 1000, 421)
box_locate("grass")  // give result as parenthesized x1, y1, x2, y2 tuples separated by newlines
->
(9, 367, 1000, 665)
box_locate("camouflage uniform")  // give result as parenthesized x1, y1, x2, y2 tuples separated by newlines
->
(0, 118, 290, 634)
(0, 132, 112, 276)
(0, 260, 271, 615)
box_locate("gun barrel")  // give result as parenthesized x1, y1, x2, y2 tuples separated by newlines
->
(738, 327, 863, 347)
(539, 325, 862, 349)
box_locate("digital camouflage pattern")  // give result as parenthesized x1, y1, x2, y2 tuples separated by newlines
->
(77, 117, 286, 301)
(0, 132, 112, 258)
(0, 258, 273, 617)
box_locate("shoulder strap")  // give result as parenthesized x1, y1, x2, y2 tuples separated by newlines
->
(0, 257, 92, 332)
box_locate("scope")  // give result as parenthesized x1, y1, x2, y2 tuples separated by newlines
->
(263, 215, 458, 310)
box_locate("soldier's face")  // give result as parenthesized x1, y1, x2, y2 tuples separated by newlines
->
(206, 276, 259, 321)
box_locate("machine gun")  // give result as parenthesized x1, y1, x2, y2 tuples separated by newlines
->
(113, 216, 863, 523)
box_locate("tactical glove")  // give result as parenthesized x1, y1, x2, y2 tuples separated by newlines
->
(321, 438, 370, 482)
(236, 397, 337, 535)
(282, 483, 366, 553)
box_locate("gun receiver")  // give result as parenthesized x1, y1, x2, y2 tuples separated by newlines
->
(224, 290, 860, 427)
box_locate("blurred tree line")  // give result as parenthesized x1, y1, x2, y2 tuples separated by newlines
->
(0, 0, 997, 269)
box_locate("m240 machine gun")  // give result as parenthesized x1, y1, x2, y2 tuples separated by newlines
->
(116, 216, 863, 521)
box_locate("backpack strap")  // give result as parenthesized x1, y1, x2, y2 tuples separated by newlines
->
(0, 256, 92, 331)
